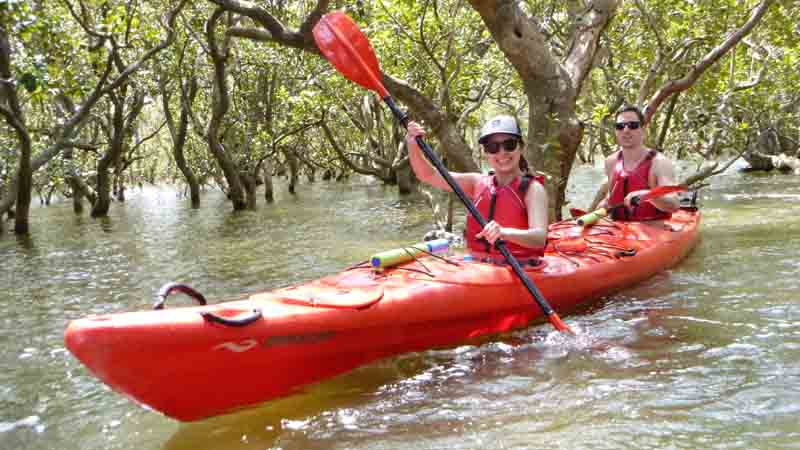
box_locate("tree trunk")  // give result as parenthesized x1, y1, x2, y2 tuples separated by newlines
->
(71, 183, 85, 214)
(659, 94, 680, 153)
(0, 181, 18, 228)
(287, 150, 299, 195)
(63, 147, 86, 214)
(92, 161, 114, 217)
(71, 176, 96, 212)
(0, 183, 5, 233)
(13, 136, 32, 234)
(162, 71, 201, 208)
(527, 93, 584, 222)
(743, 128, 783, 170)
(1, 24, 33, 234)
(114, 159, 126, 202)
(744, 150, 800, 174)
(263, 160, 274, 203)
(92, 94, 126, 217)
(396, 164, 414, 195)
(241, 172, 257, 210)
(207, 8, 247, 210)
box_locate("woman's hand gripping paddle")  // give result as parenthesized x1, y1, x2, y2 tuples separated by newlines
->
(575, 185, 687, 226)
(312, 11, 573, 334)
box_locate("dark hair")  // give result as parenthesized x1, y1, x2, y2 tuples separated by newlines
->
(518, 139, 529, 173)
(616, 105, 644, 123)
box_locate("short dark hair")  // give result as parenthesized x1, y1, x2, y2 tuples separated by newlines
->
(616, 105, 644, 123)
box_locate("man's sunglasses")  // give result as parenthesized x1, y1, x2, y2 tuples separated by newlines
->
(614, 121, 641, 130)
(483, 138, 519, 154)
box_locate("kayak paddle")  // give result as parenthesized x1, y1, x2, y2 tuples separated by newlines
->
(576, 185, 687, 226)
(569, 208, 587, 218)
(312, 11, 573, 334)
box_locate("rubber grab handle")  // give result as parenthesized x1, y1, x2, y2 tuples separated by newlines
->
(201, 309, 263, 327)
(153, 282, 207, 310)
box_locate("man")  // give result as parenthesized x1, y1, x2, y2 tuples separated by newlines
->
(598, 105, 679, 220)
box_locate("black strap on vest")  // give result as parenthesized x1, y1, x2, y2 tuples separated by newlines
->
(484, 189, 498, 252)
(481, 174, 533, 252)
(614, 151, 656, 220)
(622, 177, 630, 220)
(518, 174, 533, 195)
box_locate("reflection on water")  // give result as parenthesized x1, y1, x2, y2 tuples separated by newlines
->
(2, 167, 800, 450)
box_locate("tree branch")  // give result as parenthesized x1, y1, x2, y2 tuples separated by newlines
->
(643, 0, 776, 122)
(320, 120, 387, 179)
(206, 0, 328, 50)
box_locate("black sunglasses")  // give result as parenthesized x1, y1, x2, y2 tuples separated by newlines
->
(614, 121, 641, 130)
(483, 138, 519, 154)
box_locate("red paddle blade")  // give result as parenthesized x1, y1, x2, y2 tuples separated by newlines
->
(569, 208, 587, 218)
(548, 313, 575, 335)
(639, 185, 687, 203)
(313, 11, 389, 98)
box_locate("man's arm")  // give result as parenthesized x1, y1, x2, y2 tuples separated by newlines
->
(648, 156, 680, 212)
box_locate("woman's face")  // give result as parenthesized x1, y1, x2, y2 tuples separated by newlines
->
(483, 133, 521, 173)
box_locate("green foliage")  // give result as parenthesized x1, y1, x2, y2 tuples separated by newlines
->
(2, 0, 798, 221)
(580, 0, 798, 160)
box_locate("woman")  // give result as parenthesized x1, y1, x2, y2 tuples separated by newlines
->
(405, 115, 548, 263)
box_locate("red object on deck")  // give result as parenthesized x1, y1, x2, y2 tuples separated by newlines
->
(64, 210, 701, 421)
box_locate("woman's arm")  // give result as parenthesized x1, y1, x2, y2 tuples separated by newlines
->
(406, 121, 478, 195)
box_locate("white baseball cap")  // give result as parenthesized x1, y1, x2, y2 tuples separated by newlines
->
(478, 115, 522, 144)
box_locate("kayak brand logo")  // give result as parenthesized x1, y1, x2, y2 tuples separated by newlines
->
(212, 332, 337, 353)
(262, 331, 336, 348)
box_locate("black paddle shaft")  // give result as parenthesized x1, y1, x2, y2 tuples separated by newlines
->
(383, 97, 557, 318)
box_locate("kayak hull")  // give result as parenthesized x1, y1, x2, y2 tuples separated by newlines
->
(65, 210, 700, 421)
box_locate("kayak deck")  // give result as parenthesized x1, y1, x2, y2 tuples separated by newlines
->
(64, 210, 700, 421)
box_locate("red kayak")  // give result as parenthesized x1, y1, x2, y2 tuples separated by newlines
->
(65, 208, 700, 421)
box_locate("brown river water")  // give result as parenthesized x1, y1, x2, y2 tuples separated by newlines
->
(1, 162, 799, 450)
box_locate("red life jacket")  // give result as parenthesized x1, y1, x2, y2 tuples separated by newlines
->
(464, 174, 545, 259)
(609, 150, 671, 221)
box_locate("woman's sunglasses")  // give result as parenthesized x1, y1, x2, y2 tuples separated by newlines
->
(614, 121, 641, 130)
(483, 138, 519, 154)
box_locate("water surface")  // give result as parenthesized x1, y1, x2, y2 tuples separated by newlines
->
(2, 164, 799, 450)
